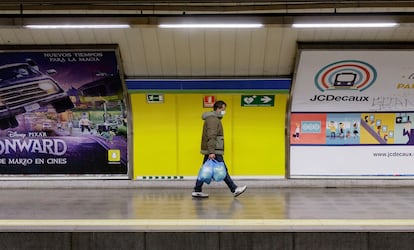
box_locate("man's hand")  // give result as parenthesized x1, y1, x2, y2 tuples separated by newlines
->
(208, 153, 215, 159)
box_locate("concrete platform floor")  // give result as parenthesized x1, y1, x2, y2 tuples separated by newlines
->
(0, 180, 414, 232)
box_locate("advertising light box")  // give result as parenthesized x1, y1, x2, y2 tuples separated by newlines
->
(290, 47, 414, 178)
(0, 46, 128, 177)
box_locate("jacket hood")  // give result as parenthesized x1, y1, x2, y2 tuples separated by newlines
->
(202, 111, 222, 120)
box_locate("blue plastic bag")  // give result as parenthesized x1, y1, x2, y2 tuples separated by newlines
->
(212, 160, 226, 182)
(197, 159, 214, 184)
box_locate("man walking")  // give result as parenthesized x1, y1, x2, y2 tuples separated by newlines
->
(192, 100, 247, 198)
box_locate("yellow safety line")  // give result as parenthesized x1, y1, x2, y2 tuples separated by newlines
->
(0, 219, 413, 227)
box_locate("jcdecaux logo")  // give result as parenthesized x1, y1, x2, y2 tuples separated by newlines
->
(314, 60, 377, 92)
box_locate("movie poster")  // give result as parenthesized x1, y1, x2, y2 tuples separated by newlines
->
(0, 46, 128, 177)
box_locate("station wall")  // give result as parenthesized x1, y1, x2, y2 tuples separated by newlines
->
(131, 93, 287, 179)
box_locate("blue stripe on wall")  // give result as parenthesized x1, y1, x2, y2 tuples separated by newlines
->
(126, 79, 291, 90)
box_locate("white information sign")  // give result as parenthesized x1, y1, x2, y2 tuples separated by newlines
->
(292, 50, 414, 112)
(290, 146, 414, 176)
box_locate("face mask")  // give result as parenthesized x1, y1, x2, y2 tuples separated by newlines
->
(220, 110, 226, 116)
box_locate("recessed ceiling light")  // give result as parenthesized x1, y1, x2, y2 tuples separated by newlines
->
(158, 23, 263, 28)
(24, 24, 130, 29)
(292, 22, 398, 28)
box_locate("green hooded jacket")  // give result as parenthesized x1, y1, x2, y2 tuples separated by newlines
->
(200, 111, 224, 155)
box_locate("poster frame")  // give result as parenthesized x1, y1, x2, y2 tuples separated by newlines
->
(288, 42, 414, 179)
(0, 44, 131, 179)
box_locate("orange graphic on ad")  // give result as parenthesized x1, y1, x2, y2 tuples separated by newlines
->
(290, 113, 327, 144)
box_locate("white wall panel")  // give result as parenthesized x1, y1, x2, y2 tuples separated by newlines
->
(141, 28, 163, 76)
(110, 30, 131, 76)
(220, 30, 236, 76)
(204, 31, 220, 75)
(263, 28, 283, 76)
(1, 30, 19, 44)
(297, 29, 316, 42)
(234, 30, 251, 75)
(0, 23, 413, 78)
(91, 29, 113, 44)
(360, 28, 381, 40)
(173, 30, 191, 76)
(30, 30, 51, 45)
(75, 30, 96, 44)
(404, 28, 414, 40)
(326, 29, 346, 41)
(12, 30, 35, 44)
(158, 29, 177, 76)
(312, 30, 333, 42)
(277, 29, 298, 76)
(124, 29, 148, 76)
(390, 27, 412, 41)
(0, 2, 413, 78)
(341, 29, 362, 40)
(61, 30, 81, 44)
(188, 30, 206, 76)
(44, 30, 65, 44)
(249, 28, 267, 75)
(375, 29, 398, 40)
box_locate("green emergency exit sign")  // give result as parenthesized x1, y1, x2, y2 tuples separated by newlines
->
(241, 95, 275, 107)
(146, 94, 164, 103)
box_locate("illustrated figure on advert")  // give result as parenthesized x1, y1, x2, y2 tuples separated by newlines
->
(339, 122, 345, 138)
(192, 100, 247, 198)
(101, 130, 116, 144)
(328, 121, 336, 138)
(352, 121, 359, 137)
(292, 123, 300, 141)
(79, 116, 92, 134)
(68, 120, 73, 135)
(403, 121, 414, 144)
(377, 125, 382, 137)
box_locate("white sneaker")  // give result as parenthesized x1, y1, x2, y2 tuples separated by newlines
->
(233, 185, 247, 197)
(192, 191, 209, 198)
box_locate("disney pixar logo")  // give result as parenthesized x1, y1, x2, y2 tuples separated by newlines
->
(314, 60, 377, 92)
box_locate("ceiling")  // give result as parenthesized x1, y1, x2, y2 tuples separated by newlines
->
(1, 1, 414, 78)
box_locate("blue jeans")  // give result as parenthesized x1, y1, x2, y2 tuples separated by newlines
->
(194, 154, 237, 193)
